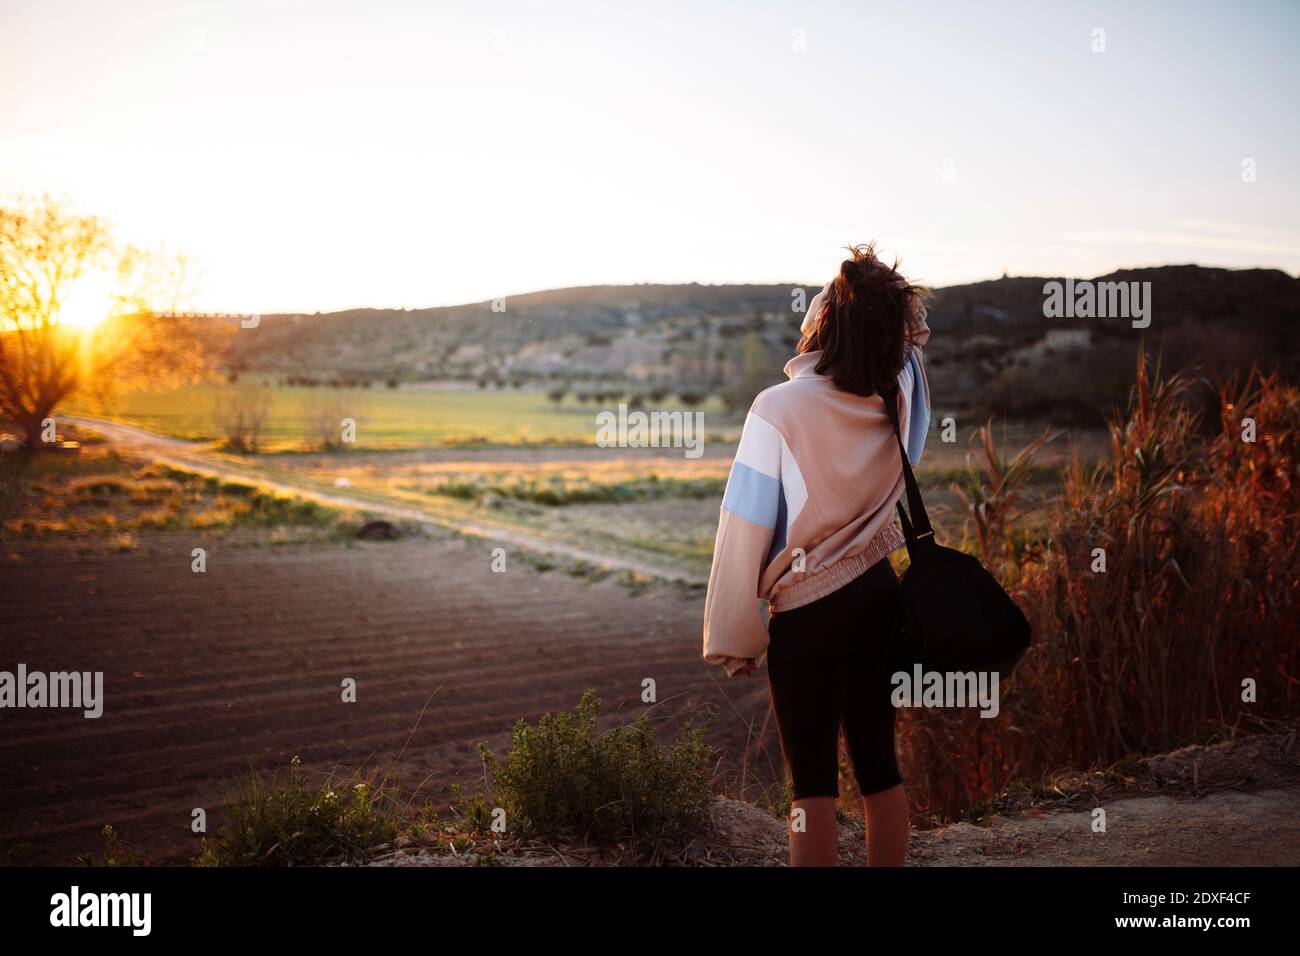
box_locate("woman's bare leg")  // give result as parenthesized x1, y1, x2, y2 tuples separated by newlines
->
(862, 784, 909, 866)
(789, 796, 839, 866)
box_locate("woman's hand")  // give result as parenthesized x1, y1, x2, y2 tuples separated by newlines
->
(722, 656, 757, 678)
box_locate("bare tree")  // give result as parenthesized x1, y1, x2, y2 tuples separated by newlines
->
(0, 199, 107, 444)
(214, 383, 273, 453)
(0, 196, 218, 447)
(299, 391, 361, 451)
(85, 244, 213, 404)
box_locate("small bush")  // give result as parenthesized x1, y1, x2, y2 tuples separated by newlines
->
(77, 825, 151, 867)
(194, 760, 398, 866)
(127, 479, 181, 504)
(479, 691, 713, 852)
(66, 475, 133, 497)
(427, 474, 725, 506)
(214, 384, 272, 453)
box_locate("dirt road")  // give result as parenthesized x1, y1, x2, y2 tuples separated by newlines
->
(372, 783, 1300, 867)
(60, 415, 707, 585)
(695, 786, 1300, 867)
(906, 788, 1300, 866)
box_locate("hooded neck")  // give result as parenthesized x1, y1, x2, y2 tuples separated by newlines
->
(784, 350, 825, 381)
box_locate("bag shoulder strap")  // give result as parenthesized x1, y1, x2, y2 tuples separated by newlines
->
(882, 384, 934, 542)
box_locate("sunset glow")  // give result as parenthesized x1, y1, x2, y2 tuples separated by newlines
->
(56, 271, 115, 331)
(2, 0, 1297, 314)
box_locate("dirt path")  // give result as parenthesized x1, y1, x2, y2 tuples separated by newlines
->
(60, 415, 707, 585)
(374, 785, 1300, 867)
(905, 787, 1300, 866)
(711, 785, 1300, 867)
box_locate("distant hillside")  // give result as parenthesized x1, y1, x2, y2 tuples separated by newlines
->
(226, 283, 806, 383)
(224, 266, 1299, 424)
(923, 266, 1299, 422)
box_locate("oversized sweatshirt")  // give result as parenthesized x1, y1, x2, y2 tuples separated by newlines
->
(701, 312, 931, 665)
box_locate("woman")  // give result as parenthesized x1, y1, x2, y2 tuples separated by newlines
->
(702, 243, 931, 867)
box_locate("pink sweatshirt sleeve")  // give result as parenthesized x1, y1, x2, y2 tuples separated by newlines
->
(702, 411, 783, 664)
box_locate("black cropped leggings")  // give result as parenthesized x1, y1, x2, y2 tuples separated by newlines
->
(766, 557, 903, 800)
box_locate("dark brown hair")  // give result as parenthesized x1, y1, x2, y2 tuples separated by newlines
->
(799, 242, 927, 397)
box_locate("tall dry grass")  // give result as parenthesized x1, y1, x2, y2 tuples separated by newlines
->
(899, 349, 1299, 820)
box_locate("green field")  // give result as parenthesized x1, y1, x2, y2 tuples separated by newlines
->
(69, 379, 730, 451)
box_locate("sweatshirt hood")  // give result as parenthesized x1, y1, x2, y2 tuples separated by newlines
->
(784, 350, 825, 381)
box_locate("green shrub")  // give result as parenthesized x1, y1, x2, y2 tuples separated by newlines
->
(479, 691, 713, 852)
(426, 474, 725, 506)
(77, 825, 151, 867)
(194, 759, 398, 866)
(241, 488, 332, 526)
(66, 475, 132, 497)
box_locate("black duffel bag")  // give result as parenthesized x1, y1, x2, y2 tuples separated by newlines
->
(882, 387, 1032, 679)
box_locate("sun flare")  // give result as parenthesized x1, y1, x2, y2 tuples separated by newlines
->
(57, 272, 115, 331)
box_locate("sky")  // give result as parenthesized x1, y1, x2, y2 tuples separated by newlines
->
(2, 0, 1298, 315)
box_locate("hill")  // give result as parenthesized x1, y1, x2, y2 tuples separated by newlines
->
(223, 265, 1300, 424)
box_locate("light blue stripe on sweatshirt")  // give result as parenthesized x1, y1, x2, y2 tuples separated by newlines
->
(722, 460, 781, 530)
(906, 349, 930, 466)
